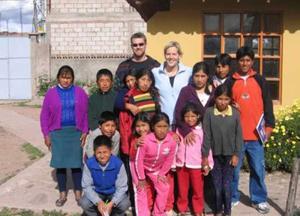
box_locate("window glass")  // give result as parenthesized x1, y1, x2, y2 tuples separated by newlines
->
(243, 13, 260, 33)
(267, 81, 279, 100)
(264, 14, 281, 33)
(204, 14, 220, 32)
(244, 36, 259, 54)
(224, 14, 240, 33)
(263, 59, 279, 78)
(225, 37, 240, 54)
(263, 37, 280, 56)
(204, 36, 220, 55)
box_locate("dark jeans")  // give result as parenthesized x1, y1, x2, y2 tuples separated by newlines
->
(79, 194, 130, 216)
(56, 168, 82, 192)
(211, 155, 234, 215)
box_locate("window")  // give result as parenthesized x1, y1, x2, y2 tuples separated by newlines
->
(203, 13, 282, 101)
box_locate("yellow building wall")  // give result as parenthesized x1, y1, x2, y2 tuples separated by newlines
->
(146, 0, 300, 106)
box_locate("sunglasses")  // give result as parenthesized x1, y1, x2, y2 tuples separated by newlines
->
(132, 43, 145, 47)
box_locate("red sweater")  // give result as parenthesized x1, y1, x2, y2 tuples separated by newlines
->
(231, 69, 264, 140)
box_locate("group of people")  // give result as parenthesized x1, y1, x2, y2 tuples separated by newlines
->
(40, 32, 275, 216)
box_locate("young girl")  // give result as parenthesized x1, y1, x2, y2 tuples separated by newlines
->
(129, 112, 154, 215)
(176, 102, 214, 216)
(119, 69, 160, 164)
(135, 112, 177, 216)
(202, 84, 243, 216)
(213, 53, 232, 88)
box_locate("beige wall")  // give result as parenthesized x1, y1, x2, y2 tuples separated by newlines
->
(146, 0, 300, 106)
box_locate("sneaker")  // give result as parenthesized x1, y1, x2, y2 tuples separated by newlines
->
(231, 201, 239, 208)
(166, 209, 175, 216)
(252, 202, 270, 214)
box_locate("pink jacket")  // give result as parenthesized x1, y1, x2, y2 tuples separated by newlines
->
(176, 126, 214, 169)
(135, 132, 177, 180)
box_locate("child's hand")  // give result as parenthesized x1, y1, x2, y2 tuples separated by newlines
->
(172, 133, 180, 144)
(230, 155, 239, 167)
(80, 133, 87, 147)
(157, 175, 168, 184)
(97, 200, 106, 216)
(44, 136, 51, 150)
(135, 136, 145, 148)
(137, 180, 147, 190)
(105, 201, 114, 215)
(202, 166, 210, 176)
(184, 132, 195, 145)
(126, 103, 140, 115)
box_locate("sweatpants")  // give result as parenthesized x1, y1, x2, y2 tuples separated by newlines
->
(176, 167, 204, 214)
(211, 155, 234, 215)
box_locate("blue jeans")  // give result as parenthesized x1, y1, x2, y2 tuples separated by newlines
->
(231, 141, 267, 204)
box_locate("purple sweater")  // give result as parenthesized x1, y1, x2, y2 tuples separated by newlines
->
(174, 84, 215, 137)
(40, 85, 88, 137)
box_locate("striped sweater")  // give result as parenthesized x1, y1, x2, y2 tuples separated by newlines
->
(130, 88, 158, 116)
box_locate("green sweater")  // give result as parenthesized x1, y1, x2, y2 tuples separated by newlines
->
(88, 89, 117, 130)
(202, 106, 243, 157)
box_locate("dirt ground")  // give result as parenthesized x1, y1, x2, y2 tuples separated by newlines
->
(0, 104, 41, 184)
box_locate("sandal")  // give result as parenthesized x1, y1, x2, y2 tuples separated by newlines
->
(55, 197, 67, 207)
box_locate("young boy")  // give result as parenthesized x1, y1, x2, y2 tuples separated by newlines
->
(85, 111, 120, 158)
(213, 53, 232, 88)
(227, 46, 275, 214)
(79, 135, 130, 216)
(88, 69, 117, 130)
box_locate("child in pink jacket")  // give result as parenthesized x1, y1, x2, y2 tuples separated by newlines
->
(135, 112, 177, 216)
(176, 102, 214, 216)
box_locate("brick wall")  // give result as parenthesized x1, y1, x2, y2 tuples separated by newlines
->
(48, 0, 146, 56)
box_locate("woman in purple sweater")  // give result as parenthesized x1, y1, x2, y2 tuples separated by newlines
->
(40, 65, 88, 207)
(174, 61, 215, 214)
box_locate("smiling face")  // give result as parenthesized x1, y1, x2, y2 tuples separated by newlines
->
(95, 145, 112, 165)
(131, 37, 146, 59)
(238, 55, 253, 75)
(135, 120, 150, 137)
(164, 46, 180, 69)
(58, 74, 73, 88)
(184, 111, 199, 127)
(99, 120, 116, 138)
(193, 70, 209, 90)
(137, 74, 152, 93)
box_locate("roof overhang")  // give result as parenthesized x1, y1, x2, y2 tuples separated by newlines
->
(126, 0, 171, 21)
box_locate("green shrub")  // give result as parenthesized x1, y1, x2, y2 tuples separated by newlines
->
(265, 100, 300, 172)
(37, 75, 56, 97)
(37, 75, 97, 97)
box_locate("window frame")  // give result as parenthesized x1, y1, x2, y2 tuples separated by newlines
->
(202, 12, 283, 104)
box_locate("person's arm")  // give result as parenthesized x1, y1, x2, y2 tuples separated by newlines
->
(260, 76, 275, 139)
(174, 88, 192, 137)
(111, 164, 128, 205)
(135, 143, 146, 180)
(202, 111, 212, 158)
(234, 111, 244, 156)
(114, 89, 128, 111)
(81, 88, 89, 134)
(81, 163, 102, 205)
(158, 138, 177, 176)
(88, 95, 98, 131)
(112, 131, 120, 155)
(40, 91, 51, 138)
